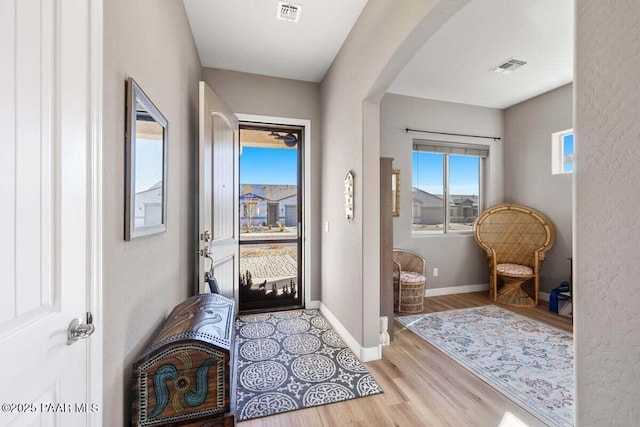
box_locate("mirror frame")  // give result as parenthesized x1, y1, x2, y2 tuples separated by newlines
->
(392, 169, 400, 217)
(124, 78, 168, 240)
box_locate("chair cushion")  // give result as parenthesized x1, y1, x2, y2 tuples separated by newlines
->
(497, 263, 534, 275)
(400, 271, 426, 283)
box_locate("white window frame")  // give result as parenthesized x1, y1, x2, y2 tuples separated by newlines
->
(552, 128, 574, 174)
(412, 140, 487, 235)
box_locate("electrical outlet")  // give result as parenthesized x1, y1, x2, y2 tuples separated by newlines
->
(433, 268, 439, 277)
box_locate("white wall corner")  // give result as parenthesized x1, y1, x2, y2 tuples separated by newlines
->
(306, 300, 321, 310)
(319, 302, 382, 362)
(379, 316, 390, 346)
(424, 283, 489, 297)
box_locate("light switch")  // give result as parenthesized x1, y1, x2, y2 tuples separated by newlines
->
(324, 221, 330, 232)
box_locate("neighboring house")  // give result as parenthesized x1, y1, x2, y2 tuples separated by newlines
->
(240, 184, 298, 227)
(412, 188, 444, 225)
(134, 181, 163, 227)
(413, 187, 478, 225)
(449, 196, 479, 223)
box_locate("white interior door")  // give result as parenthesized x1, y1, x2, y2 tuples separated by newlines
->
(198, 82, 239, 302)
(0, 0, 96, 426)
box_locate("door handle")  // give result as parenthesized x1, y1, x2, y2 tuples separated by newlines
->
(67, 312, 95, 345)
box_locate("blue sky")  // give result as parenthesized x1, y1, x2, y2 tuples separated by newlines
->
(412, 152, 479, 195)
(240, 148, 479, 192)
(563, 133, 574, 172)
(240, 146, 298, 185)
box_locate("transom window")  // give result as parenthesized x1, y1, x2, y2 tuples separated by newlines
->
(412, 140, 487, 234)
(552, 129, 574, 174)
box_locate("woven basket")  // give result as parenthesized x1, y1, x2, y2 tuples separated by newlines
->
(393, 249, 426, 313)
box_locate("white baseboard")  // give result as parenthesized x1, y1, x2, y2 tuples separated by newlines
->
(306, 300, 321, 309)
(360, 345, 382, 362)
(424, 283, 489, 297)
(424, 284, 551, 304)
(319, 302, 382, 362)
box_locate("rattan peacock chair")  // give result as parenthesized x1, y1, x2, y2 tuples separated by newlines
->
(473, 204, 555, 308)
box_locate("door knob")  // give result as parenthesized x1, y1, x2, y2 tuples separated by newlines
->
(67, 312, 95, 345)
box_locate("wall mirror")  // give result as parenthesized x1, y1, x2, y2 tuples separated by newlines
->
(125, 78, 168, 240)
(392, 169, 400, 217)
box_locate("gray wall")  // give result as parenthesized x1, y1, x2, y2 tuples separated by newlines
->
(575, 1, 640, 424)
(504, 84, 573, 293)
(321, 0, 468, 349)
(103, 1, 201, 425)
(380, 93, 503, 289)
(201, 68, 321, 300)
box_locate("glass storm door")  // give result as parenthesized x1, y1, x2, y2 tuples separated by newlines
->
(238, 124, 303, 312)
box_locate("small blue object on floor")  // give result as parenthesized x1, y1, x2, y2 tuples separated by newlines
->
(549, 282, 570, 313)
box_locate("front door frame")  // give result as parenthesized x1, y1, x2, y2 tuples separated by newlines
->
(239, 122, 304, 312)
(88, 0, 104, 424)
(236, 114, 312, 310)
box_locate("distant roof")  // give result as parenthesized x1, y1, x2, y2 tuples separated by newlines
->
(241, 184, 297, 202)
(412, 188, 444, 207)
(137, 181, 162, 195)
(453, 197, 477, 205)
(412, 187, 442, 200)
(413, 187, 478, 206)
(239, 192, 266, 201)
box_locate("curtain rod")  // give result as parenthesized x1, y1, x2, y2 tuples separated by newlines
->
(405, 127, 501, 141)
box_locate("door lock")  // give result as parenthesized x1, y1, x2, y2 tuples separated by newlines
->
(202, 230, 212, 242)
(201, 246, 211, 257)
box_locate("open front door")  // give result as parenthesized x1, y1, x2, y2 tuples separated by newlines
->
(198, 82, 239, 302)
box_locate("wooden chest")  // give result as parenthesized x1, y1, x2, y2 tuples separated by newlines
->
(132, 293, 235, 426)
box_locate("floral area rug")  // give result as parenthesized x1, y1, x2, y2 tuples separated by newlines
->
(396, 305, 573, 427)
(235, 309, 383, 421)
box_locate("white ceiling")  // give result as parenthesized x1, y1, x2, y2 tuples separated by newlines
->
(387, 0, 574, 109)
(183, 0, 573, 108)
(183, 0, 368, 83)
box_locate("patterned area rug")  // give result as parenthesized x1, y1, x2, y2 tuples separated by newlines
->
(396, 305, 573, 427)
(235, 309, 383, 421)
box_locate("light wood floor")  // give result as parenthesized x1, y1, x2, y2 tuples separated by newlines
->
(237, 292, 573, 427)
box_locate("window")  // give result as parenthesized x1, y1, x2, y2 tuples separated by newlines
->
(552, 129, 574, 174)
(412, 140, 487, 234)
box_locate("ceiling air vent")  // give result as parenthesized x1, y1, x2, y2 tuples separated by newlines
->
(277, 2, 301, 22)
(490, 58, 527, 74)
